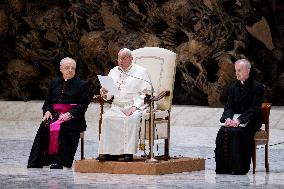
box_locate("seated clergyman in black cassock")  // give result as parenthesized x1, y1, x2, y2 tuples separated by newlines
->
(215, 59, 264, 175)
(27, 57, 91, 169)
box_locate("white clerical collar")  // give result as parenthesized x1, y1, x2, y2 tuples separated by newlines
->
(241, 80, 244, 84)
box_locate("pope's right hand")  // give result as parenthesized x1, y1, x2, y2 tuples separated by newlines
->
(100, 87, 108, 98)
(42, 111, 52, 121)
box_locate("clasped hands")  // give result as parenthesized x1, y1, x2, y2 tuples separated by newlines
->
(42, 111, 71, 122)
(224, 118, 240, 127)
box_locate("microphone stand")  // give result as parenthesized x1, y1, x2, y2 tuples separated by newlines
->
(145, 84, 159, 163)
(119, 67, 158, 163)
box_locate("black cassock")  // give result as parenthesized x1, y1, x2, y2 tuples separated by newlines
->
(27, 77, 91, 168)
(215, 77, 264, 174)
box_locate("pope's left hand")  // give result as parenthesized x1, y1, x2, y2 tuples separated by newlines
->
(125, 106, 137, 116)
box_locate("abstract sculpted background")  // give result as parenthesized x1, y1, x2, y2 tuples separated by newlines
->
(0, 0, 283, 106)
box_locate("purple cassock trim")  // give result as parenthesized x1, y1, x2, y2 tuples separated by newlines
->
(48, 104, 78, 154)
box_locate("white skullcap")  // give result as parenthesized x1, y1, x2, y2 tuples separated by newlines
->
(121, 48, 132, 56)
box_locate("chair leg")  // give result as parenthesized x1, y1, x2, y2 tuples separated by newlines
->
(252, 141, 256, 174)
(265, 144, 269, 172)
(81, 137, 84, 160)
(164, 116, 170, 159)
(164, 139, 169, 158)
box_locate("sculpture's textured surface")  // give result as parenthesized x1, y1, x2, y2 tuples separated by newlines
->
(0, 0, 283, 106)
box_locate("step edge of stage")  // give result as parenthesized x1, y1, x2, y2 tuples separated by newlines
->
(74, 157, 205, 175)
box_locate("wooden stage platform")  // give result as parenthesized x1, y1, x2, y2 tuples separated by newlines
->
(74, 157, 205, 175)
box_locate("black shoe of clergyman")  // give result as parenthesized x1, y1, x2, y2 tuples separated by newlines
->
(232, 171, 247, 175)
(50, 163, 63, 169)
(27, 164, 43, 168)
(124, 154, 133, 162)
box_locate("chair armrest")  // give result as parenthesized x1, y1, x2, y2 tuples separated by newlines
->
(153, 91, 170, 101)
(144, 91, 170, 104)
(93, 95, 104, 103)
(92, 95, 114, 104)
(153, 91, 171, 101)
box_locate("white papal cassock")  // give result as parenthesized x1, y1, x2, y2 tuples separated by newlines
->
(99, 64, 152, 155)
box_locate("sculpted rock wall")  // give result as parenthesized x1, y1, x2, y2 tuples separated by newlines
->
(0, 0, 283, 106)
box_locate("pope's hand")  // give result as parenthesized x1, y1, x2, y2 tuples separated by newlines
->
(100, 87, 108, 98)
(125, 106, 137, 116)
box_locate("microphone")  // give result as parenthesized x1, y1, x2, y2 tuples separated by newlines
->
(118, 66, 154, 97)
(118, 66, 158, 163)
(118, 67, 152, 86)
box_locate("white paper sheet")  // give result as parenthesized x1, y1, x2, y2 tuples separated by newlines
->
(97, 75, 119, 96)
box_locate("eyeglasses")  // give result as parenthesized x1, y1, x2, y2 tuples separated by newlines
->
(62, 66, 76, 71)
(117, 56, 130, 62)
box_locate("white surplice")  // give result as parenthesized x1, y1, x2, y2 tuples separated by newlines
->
(99, 64, 152, 155)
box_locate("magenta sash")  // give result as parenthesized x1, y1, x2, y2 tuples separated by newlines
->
(48, 104, 78, 154)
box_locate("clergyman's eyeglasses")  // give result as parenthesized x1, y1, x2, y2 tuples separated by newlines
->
(62, 66, 76, 71)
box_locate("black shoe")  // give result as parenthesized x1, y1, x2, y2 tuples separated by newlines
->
(215, 169, 231, 174)
(232, 171, 247, 175)
(27, 164, 43, 168)
(124, 154, 133, 162)
(50, 163, 63, 169)
(108, 155, 118, 161)
(96, 154, 108, 161)
(96, 154, 118, 161)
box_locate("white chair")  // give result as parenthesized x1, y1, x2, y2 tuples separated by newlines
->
(132, 47, 177, 159)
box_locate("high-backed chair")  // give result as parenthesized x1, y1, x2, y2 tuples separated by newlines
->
(252, 103, 272, 174)
(132, 47, 177, 159)
(94, 47, 177, 160)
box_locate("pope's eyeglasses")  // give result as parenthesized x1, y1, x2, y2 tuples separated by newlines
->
(117, 56, 130, 62)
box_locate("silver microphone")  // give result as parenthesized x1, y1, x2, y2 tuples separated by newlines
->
(118, 67, 152, 85)
(118, 66, 154, 96)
